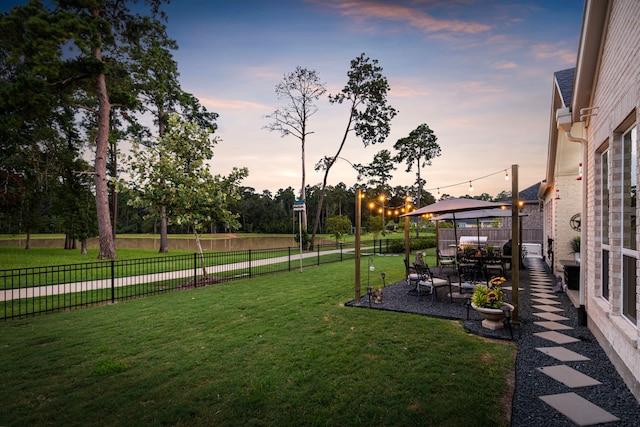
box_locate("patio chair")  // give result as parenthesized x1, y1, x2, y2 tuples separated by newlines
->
(404, 258, 424, 290)
(457, 260, 483, 294)
(414, 263, 453, 303)
(437, 248, 456, 274)
(483, 253, 506, 282)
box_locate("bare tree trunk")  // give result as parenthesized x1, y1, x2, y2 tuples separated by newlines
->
(309, 112, 353, 249)
(25, 229, 31, 250)
(159, 205, 168, 253)
(194, 230, 208, 280)
(95, 70, 116, 260)
(92, 17, 115, 260)
(158, 110, 169, 253)
(80, 238, 87, 255)
(301, 139, 307, 231)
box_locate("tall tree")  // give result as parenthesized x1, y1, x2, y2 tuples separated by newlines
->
(393, 123, 441, 210)
(310, 53, 397, 249)
(264, 67, 326, 232)
(0, 0, 168, 259)
(130, 17, 218, 252)
(354, 149, 396, 191)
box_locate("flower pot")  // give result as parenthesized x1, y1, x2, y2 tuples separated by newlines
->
(471, 302, 514, 330)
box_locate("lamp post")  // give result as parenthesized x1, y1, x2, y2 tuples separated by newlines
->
(334, 156, 364, 305)
(379, 194, 386, 235)
(404, 195, 412, 267)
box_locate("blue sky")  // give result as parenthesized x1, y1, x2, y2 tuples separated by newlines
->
(5, 0, 585, 198)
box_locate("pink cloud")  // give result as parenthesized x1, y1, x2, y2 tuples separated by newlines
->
(198, 97, 268, 111)
(533, 43, 576, 64)
(309, 0, 491, 34)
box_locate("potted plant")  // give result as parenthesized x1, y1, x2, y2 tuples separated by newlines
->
(470, 279, 513, 330)
(570, 236, 581, 263)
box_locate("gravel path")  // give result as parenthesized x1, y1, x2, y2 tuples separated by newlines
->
(348, 258, 640, 426)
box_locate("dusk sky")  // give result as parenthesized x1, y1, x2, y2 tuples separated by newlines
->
(5, 0, 585, 199)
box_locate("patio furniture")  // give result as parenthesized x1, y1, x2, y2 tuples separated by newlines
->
(483, 251, 506, 280)
(404, 259, 424, 290)
(437, 248, 457, 274)
(414, 263, 453, 303)
(457, 255, 484, 294)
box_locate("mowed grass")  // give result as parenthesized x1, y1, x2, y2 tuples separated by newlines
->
(0, 255, 516, 426)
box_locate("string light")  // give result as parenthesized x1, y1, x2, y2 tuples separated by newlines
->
(425, 167, 511, 194)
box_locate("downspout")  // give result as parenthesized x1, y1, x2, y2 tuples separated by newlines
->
(556, 107, 588, 326)
(564, 130, 588, 326)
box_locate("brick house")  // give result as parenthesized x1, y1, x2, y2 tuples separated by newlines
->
(539, 0, 640, 400)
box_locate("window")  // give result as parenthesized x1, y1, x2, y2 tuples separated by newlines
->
(601, 149, 610, 300)
(622, 126, 637, 251)
(622, 125, 637, 322)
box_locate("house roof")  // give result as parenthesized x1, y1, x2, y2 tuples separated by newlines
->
(519, 182, 541, 203)
(554, 68, 575, 108)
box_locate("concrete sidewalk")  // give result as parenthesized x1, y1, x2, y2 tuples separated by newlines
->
(1, 247, 360, 302)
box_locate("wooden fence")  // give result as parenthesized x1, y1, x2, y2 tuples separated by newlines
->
(437, 228, 543, 253)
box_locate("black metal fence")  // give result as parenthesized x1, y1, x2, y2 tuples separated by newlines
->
(1, 239, 403, 320)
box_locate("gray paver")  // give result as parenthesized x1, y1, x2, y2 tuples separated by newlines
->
(538, 365, 602, 388)
(532, 304, 564, 312)
(534, 331, 581, 344)
(539, 393, 620, 426)
(533, 312, 570, 321)
(532, 298, 561, 305)
(534, 321, 573, 330)
(531, 292, 558, 298)
(536, 346, 590, 362)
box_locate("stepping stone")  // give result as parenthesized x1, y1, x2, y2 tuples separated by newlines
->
(530, 287, 553, 292)
(538, 365, 601, 388)
(531, 292, 558, 303)
(536, 346, 590, 362)
(532, 304, 565, 312)
(531, 293, 558, 298)
(534, 312, 569, 321)
(532, 298, 561, 305)
(539, 393, 619, 426)
(534, 331, 580, 344)
(534, 321, 573, 330)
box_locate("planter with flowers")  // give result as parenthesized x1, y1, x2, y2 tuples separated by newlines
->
(470, 278, 513, 330)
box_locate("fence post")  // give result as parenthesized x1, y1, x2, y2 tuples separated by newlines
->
(248, 250, 252, 278)
(288, 247, 291, 271)
(111, 260, 115, 303)
(340, 243, 343, 262)
(316, 244, 320, 265)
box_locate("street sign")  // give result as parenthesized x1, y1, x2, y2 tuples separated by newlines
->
(293, 200, 305, 212)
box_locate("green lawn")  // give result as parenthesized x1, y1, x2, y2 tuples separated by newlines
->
(0, 255, 516, 426)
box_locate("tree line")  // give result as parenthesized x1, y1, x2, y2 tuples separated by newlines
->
(0, 1, 511, 259)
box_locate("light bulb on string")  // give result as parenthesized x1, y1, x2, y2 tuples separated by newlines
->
(505, 170, 509, 181)
(469, 181, 474, 192)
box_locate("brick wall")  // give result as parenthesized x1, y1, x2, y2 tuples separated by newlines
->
(582, 0, 640, 400)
